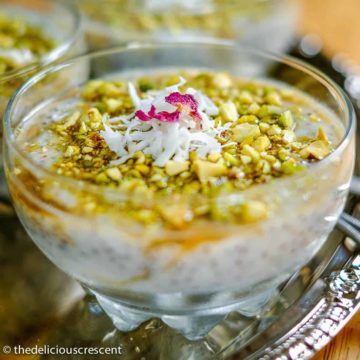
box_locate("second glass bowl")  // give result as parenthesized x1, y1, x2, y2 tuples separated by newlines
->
(0, 0, 85, 195)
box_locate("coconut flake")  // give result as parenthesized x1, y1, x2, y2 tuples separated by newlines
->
(100, 77, 227, 167)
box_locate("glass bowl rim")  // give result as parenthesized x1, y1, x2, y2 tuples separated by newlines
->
(3, 41, 356, 198)
(0, 0, 82, 82)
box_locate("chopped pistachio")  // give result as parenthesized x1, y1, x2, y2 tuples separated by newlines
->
(29, 71, 337, 229)
(267, 124, 282, 136)
(241, 145, 260, 162)
(282, 130, 296, 143)
(212, 72, 232, 88)
(95, 172, 109, 183)
(223, 152, 240, 166)
(165, 160, 190, 176)
(258, 105, 283, 118)
(105, 98, 123, 112)
(240, 155, 252, 164)
(135, 164, 150, 175)
(207, 152, 222, 162)
(278, 148, 290, 161)
(300, 140, 330, 160)
(64, 111, 81, 129)
(265, 92, 282, 106)
(88, 108, 102, 122)
(259, 122, 270, 133)
(106, 167, 122, 181)
(237, 115, 258, 124)
(232, 123, 260, 143)
(64, 145, 80, 157)
(220, 101, 238, 122)
(253, 135, 270, 152)
(279, 110, 294, 129)
(82, 146, 93, 154)
(238, 91, 253, 104)
(193, 160, 227, 183)
(281, 159, 303, 174)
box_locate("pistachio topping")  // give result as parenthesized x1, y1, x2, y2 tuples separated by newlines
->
(0, 12, 56, 75)
(22, 71, 336, 228)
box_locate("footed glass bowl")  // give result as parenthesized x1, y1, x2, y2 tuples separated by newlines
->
(0, 0, 84, 195)
(3, 43, 356, 340)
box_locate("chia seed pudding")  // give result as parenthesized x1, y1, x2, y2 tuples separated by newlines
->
(8, 70, 352, 298)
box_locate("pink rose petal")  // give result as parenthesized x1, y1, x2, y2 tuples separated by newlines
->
(135, 92, 202, 123)
(135, 109, 153, 122)
(136, 105, 180, 123)
(165, 92, 202, 122)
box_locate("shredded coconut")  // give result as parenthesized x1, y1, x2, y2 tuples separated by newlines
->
(100, 77, 229, 167)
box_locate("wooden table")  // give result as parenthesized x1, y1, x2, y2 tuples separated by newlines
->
(299, 1, 360, 359)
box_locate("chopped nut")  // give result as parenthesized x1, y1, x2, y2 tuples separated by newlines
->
(282, 130, 296, 143)
(193, 160, 227, 183)
(64, 145, 79, 157)
(258, 105, 283, 118)
(237, 115, 258, 124)
(253, 135, 270, 152)
(88, 108, 102, 122)
(135, 164, 150, 175)
(105, 98, 123, 112)
(265, 92, 282, 106)
(165, 160, 190, 176)
(207, 152, 222, 162)
(106, 167, 122, 181)
(248, 103, 260, 115)
(300, 140, 330, 160)
(241, 145, 260, 162)
(259, 122, 270, 133)
(82, 146, 93, 154)
(232, 123, 260, 143)
(64, 111, 81, 129)
(281, 158, 303, 174)
(267, 124, 282, 136)
(240, 155, 252, 164)
(238, 91, 253, 104)
(223, 152, 240, 166)
(220, 101, 238, 122)
(212, 72, 232, 88)
(279, 110, 294, 129)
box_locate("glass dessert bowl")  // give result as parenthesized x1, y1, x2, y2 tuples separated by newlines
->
(3, 43, 355, 340)
(0, 0, 84, 195)
(75, 0, 297, 53)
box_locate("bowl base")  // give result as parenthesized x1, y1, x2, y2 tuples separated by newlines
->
(90, 287, 279, 340)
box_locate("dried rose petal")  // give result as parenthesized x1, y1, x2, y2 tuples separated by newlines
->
(135, 109, 153, 122)
(135, 92, 202, 123)
(148, 105, 180, 123)
(165, 92, 202, 121)
(136, 105, 180, 123)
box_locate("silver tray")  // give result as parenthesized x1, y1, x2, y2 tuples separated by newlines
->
(0, 43, 359, 359)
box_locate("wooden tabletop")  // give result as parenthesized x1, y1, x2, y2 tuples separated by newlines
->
(299, 1, 360, 359)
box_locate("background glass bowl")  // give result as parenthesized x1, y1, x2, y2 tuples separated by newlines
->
(0, 0, 85, 196)
(3, 43, 355, 340)
(72, 0, 297, 53)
